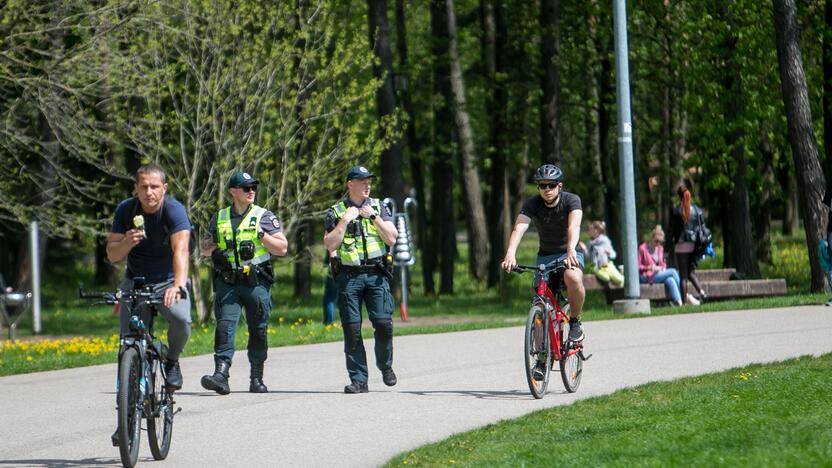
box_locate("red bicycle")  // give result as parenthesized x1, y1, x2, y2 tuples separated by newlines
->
(513, 260, 591, 398)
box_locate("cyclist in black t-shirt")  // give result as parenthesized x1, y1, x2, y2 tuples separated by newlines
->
(502, 164, 586, 342)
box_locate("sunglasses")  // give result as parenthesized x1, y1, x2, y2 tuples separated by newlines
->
(537, 183, 558, 190)
(240, 186, 256, 193)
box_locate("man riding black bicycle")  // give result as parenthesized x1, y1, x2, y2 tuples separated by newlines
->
(106, 164, 193, 445)
(501, 164, 586, 352)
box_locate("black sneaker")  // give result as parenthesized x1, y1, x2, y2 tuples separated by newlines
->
(344, 380, 369, 394)
(111, 429, 119, 447)
(381, 368, 397, 387)
(568, 318, 584, 342)
(532, 362, 546, 381)
(164, 359, 182, 390)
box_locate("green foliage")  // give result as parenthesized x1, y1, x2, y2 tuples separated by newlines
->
(0, 0, 385, 238)
(0, 0, 825, 297)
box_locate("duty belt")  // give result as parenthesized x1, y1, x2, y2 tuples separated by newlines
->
(341, 263, 382, 273)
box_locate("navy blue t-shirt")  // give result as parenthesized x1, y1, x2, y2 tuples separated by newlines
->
(112, 196, 192, 283)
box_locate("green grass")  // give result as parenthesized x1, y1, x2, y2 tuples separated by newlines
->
(386, 354, 832, 467)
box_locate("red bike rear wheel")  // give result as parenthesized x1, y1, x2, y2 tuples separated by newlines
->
(558, 305, 582, 393)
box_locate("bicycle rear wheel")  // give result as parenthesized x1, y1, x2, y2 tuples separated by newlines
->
(117, 347, 142, 468)
(558, 305, 582, 393)
(524, 303, 551, 399)
(147, 358, 173, 460)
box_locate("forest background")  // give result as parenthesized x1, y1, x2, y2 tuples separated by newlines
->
(1, 0, 830, 323)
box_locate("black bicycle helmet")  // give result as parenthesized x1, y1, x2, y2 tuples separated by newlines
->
(533, 164, 563, 183)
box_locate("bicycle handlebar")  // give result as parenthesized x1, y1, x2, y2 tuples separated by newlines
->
(78, 285, 188, 305)
(78, 288, 118, 304)
(511, 259, 566, 275)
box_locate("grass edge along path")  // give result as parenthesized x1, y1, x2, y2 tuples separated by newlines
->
(386, 353, 832, 467)
(1, 293, 829, 377)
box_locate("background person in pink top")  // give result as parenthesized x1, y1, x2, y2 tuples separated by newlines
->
(638, 225, 683, 306)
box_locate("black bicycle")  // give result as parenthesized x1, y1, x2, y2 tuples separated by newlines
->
(80, 281, 184, 467)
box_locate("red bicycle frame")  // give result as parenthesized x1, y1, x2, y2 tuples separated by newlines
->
(533, 270, 582, 362)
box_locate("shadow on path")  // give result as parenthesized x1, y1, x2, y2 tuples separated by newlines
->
(399, 389, 538, 400)
(0, 457, 123, 467)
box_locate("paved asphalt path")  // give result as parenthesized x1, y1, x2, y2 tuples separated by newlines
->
(1, 306, 830, 467)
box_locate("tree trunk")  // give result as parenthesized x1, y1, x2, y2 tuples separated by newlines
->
(290, 2, 313, 301)
(756, 137, 776, 264)
(445, 0, 490, 282)
(658, 0, 674, 229)
(482, 0, 511, 288)
(599, 34, 619, 250)
(585, 1, 605, 219)
(368, 0, 405, 205)
(540, 0, 561, 164)
(671, 83, 688, 231)
(394, 0, 432, 294)
(721, 4, 760, 278)
(824, 0, 832, 187)
(430, 0, 456, 295)
(94, 239, 117, 285)
(18, 114, 58, 292)
(783, 170, 799, 235)
(293, 222, 312, 298)
(773, 0, 827, 291)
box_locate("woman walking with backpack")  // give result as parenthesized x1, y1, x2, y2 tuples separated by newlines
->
(668, 184, 707, 305)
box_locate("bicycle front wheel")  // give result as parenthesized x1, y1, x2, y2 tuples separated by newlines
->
(559, 306, 582, 393)
(118, 347, 142, 468)
(524, 303, 551, 399)
(147, 359, 173, 460)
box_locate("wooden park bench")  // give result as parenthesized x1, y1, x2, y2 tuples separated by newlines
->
(583, 268, 787, 304)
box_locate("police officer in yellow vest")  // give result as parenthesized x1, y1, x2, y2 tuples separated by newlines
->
(200, 171, 288, 394)
(324, 165, 398, 393)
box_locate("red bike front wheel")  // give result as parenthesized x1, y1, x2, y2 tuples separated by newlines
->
(524, 303, 551, 399)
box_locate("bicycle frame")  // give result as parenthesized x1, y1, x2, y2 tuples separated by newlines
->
(531, 271, 582, 362)
(80, 286, 171, 413)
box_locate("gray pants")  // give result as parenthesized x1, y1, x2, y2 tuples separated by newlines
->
(118, 278, 192, 360)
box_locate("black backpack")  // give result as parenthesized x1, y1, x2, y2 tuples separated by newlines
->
(691, 206, 712, 253)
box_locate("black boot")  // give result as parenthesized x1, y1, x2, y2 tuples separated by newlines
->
(344, 380, 368, 394)
(163, 359, 182, 390)
(201, 360, 231, 395)
(381, 368, 397, 386)
(249, 361, 268, 393)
